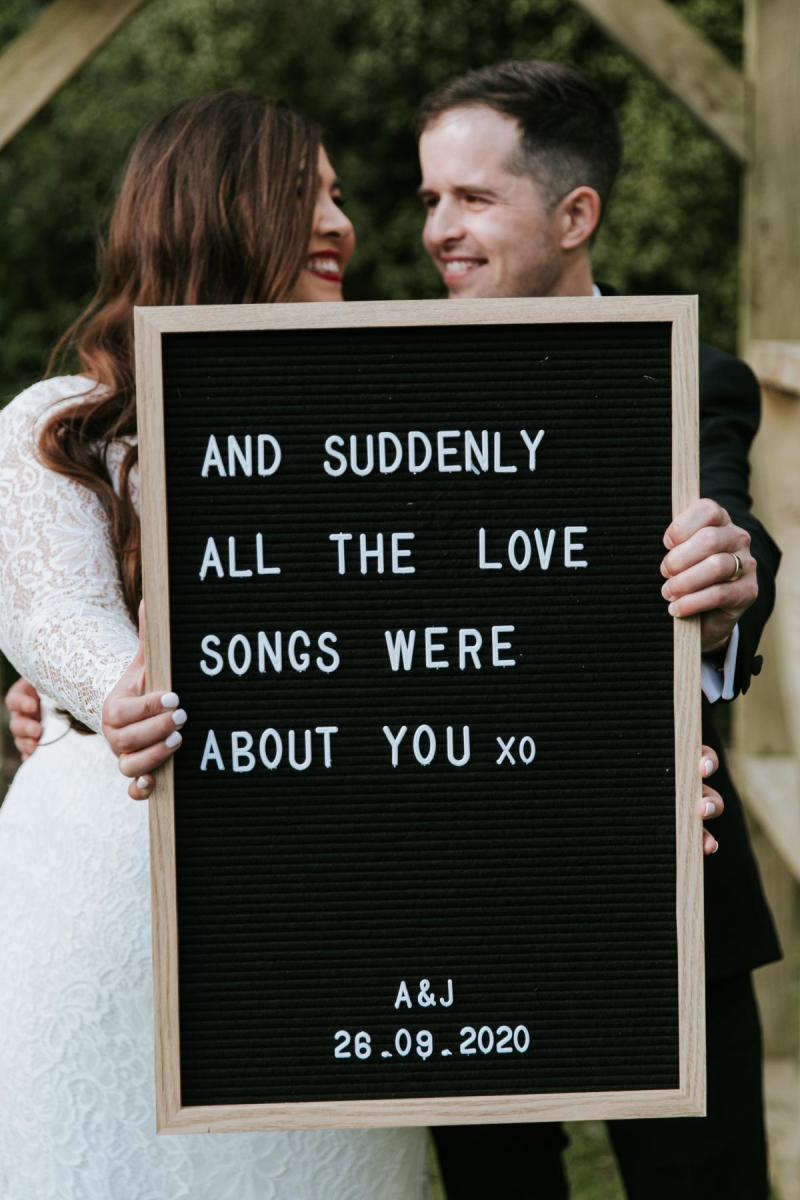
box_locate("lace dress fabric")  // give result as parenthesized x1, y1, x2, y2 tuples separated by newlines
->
(0, 378, 427, 1199)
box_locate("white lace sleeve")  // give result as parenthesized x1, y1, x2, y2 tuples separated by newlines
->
(0, 378, 138, 733)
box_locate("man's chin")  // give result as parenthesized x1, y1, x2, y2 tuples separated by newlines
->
(445, 278, 492, 300)
(441, 264, 493, 299)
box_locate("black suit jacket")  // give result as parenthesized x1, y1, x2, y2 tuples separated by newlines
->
(697, 343, 781, 979)
(597, 286, 782, 978)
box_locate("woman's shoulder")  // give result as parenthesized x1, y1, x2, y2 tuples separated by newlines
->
(0, 377, 99, 457)
(2, 375, 98, 425)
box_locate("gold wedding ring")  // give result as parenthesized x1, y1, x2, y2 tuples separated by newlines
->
(728, 552, 744, 581)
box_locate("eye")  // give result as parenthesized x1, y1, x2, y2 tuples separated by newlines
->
(332, 191, 347, 208)
(421, 195, 438, 211)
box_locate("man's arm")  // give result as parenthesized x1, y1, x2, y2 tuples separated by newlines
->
(660, 347, 780, 698)
(698, 347, 780, 696)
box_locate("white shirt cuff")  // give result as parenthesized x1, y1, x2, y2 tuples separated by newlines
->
(701, 623, 740, 703)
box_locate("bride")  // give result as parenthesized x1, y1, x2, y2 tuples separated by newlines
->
(0, 91, 427, 1199)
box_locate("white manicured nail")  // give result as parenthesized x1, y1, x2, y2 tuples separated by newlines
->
(161, 692, 179, 709)
(165, 731, 182, 749)
(711, 839, 719, 854)
(704, 801, 716, 818)
(137, 776, 151, 790)
(171, 708, 187, 726)
(702, 758, 715, 777)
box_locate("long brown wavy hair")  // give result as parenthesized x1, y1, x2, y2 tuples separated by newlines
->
(39, 91, 321, 627)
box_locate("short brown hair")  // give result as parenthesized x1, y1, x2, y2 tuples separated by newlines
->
(418, 60, 622, 216)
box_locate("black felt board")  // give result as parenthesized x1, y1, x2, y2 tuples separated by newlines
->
(160, 319, 678, 1108)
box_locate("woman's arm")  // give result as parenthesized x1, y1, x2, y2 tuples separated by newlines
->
(0, 380, 184, 795)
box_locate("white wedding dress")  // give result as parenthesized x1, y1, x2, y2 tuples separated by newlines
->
(0, 378, 428, 1200)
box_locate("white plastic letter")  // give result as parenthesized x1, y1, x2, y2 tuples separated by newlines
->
(492, 625, 516, 667)
(315, 632, 340, 674)
(323, 435, 347, 477)
(519, 429, 545, 471)
(257, 434, 281, 476)
(231, 731, 256, 773)
(315, 726, 338, 767)
(565, 526, 589, 568)
(199, 536, 225, 580)
(258, 729, 283, 769)
(201, 435, 226, 478)
(199, 634, 224, 676)
(200, 729, 225, 771)
(384, 629, 416, 672)
(413, 725, 436, 766)
(382, 725, 408, 767)
(478, 528, 502, 570)
(328, 532, 352, 574)
(228, 633, 252, 676)
(378, 431, 403, 474)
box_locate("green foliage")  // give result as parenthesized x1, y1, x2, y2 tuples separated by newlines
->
(0, 0, 744, 403)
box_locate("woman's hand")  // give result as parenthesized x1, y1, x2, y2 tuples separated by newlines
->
(699, 745, 724, 855)
(101, 604, 187, 800)
(5, 677, 42, 761)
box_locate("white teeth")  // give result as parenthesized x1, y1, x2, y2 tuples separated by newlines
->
(307, 256, 339, 275)
(445, 260, 481, 274)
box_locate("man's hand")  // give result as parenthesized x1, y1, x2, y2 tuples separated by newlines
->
(101, 603, 187, 800)
(661, 498, 758, 653)
(699, 745, 723, 856)
(5, 678, 42, 761)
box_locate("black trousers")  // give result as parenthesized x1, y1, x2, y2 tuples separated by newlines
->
(432, 974, 768, 1200)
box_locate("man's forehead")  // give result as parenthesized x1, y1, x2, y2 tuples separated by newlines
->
(421, 105, 521, 152)
(419, 105, 522, 183)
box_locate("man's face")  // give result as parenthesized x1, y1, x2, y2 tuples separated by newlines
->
(418, 105, 565, 299)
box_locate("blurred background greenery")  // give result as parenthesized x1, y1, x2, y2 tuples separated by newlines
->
(0, 0, 744, 408)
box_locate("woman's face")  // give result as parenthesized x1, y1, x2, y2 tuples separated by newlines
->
(292, 147, 356, 302)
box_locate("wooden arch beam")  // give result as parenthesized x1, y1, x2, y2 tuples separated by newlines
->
(573, 0, 748, 162)
(0, 0, 150, 152)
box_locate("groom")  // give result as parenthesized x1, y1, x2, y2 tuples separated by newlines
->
(416, 60, 780, 1200)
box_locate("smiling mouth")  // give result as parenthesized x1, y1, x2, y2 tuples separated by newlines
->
(306, 253, 343, 283)
(441, 258, 487, 280)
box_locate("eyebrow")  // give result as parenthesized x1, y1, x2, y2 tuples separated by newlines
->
(416, 184, 499, 199)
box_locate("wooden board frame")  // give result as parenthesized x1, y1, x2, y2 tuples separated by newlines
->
(134, 294, 703, 1133)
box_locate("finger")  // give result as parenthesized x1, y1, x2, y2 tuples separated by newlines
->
(663, 499, 730, 550)
(667, 581, 751, 620)
(9, 716, 42, 740)
(699, 785, 724, 822)
(661, 523, 749, 579)
(703, 829, 719, 856)
(662, 551, 754, 604)
(128, 773, 154, 801)
(15, 738, 38, 758)
(700, 747, 719, 778)
(104, 689, 180, 729)
(6, 683, 40, 717)
(106, 707, 187, 756)
(118, 732, 182, 779)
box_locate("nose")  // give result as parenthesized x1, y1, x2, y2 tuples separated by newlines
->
(316, 195, 354, 243)
(425, 196, 465, 250)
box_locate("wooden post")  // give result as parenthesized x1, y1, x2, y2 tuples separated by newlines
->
(0, 0, 150, 151)
(572, 0, 748, 160)
(737, 6, 800, 1195)
(739, 0, 800, 348)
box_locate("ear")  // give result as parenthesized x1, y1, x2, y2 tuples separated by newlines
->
(557, 187, 602, 251)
